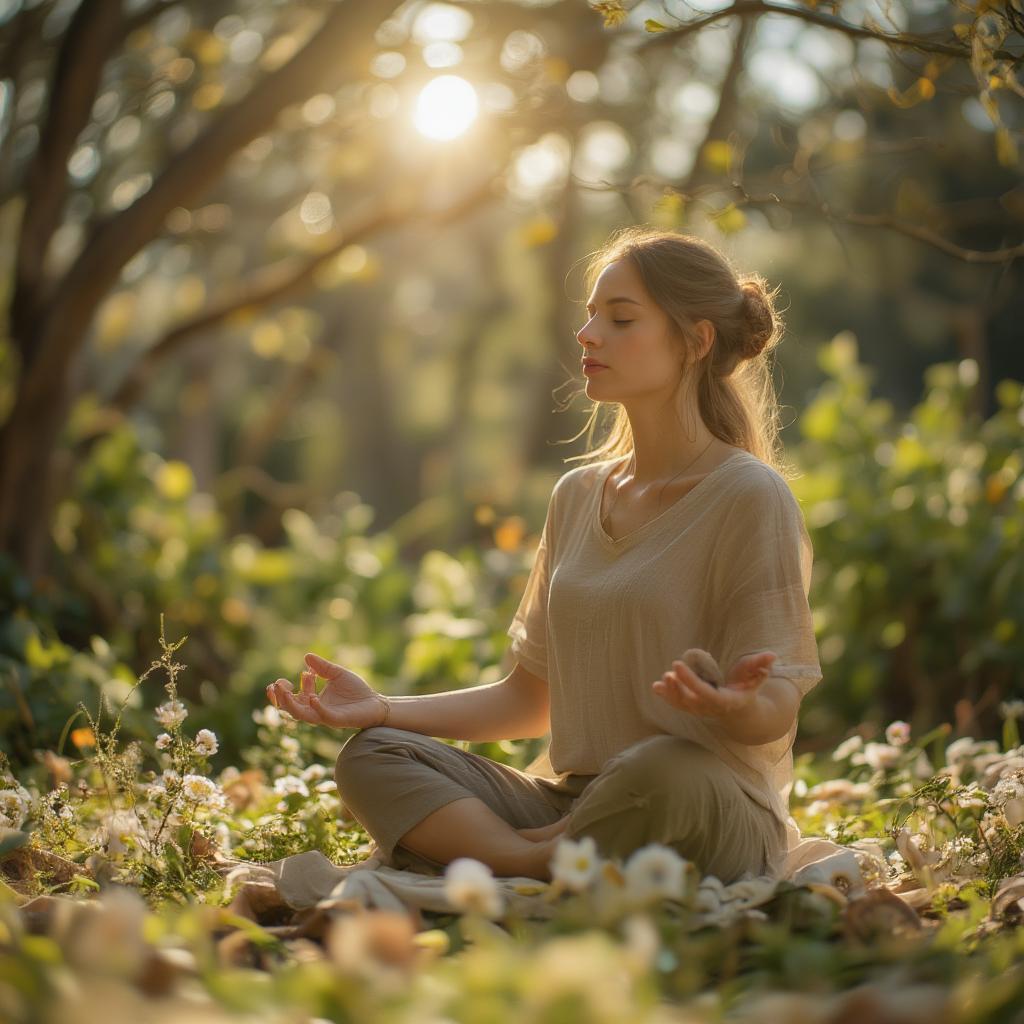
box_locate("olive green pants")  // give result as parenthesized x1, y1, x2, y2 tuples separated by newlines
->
(334, 727, 786, 884)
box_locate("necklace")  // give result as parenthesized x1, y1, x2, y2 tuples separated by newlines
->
(601, 437, 716, 536)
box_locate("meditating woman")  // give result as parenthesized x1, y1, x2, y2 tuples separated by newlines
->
(266, 225, 823, 885)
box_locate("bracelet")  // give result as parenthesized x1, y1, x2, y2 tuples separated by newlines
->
(376, 693, 391, 727)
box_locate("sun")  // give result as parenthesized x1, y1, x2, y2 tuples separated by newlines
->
(413, 75, 479, 140)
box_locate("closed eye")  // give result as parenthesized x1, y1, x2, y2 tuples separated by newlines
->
(613, 320, 633, 326)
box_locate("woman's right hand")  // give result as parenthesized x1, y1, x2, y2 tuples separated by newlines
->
(266, 653, 388, 729)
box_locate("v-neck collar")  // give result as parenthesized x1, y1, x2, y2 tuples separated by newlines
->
(593, 449, 752, 551)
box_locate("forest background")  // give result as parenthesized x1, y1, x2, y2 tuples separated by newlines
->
(2, 0, 1021, 773)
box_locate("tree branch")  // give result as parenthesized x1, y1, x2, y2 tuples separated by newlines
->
(21, 1, 396, 411)
(577, 175, 1024, 263)
(638, 0, 1020, 65)
(105, 172, 503, 412)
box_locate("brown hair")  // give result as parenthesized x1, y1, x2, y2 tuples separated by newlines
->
(557, 225, 796, 479)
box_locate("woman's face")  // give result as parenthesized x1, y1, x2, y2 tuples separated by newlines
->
(576, 258, 684, 403)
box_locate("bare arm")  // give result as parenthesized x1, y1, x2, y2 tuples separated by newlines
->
(382, 661, 550, 742)
(269, 653, 550, 743)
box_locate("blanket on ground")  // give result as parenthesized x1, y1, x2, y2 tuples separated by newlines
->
(210, 827, 900, 929)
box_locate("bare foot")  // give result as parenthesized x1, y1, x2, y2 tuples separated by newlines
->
(526, 835, 561, 882)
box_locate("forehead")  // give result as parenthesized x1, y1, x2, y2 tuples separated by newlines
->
(585, 259, 644, 307)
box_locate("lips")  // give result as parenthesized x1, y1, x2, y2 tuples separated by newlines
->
(582, 360, 607, 369)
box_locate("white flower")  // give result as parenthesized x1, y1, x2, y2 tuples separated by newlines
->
(272, 775, 309, 798)
(102, 809, 144, 856)
(945, 737, 998, 766)
(0, 783, 32, 829)
(832, 735, 863, 761)
(301, 763, 328, 782)
(550, 835, 602, 892)
(155, 699, 188, 729)
(720, 877, 778, 908)
(194, 729, 218, 756)
(181, 774, 219, 805)
(280, 736, 300, 756)
(622, 844, 690, 905)
(252, 705, 282, 728)
(155, 733, 172, 750)
(806, 779, 874, 803)
(443, 857, 504, 918)
(885, 721, 911, 746)
(855, 742, 903, 771)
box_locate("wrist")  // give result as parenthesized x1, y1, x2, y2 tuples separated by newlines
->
(712, 692, 769, 743)
(376, 692, 392, 727)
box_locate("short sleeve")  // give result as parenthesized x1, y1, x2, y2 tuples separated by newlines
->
(506, 485, 558, 681)
(708, 471, 822, 699)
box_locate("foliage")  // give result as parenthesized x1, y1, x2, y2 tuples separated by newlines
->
(4, 634, 1024, 1021)
(4, 344, 1022, 772)
(793, 338, 1024, 738)
(0, 413, 542, 774)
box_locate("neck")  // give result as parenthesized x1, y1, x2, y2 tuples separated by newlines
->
(622, 405, 719, 484)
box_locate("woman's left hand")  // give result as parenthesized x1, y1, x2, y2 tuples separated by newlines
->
(652, 651, 778, 718)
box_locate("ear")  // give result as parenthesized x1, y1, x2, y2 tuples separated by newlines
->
(694, 319, 715, 360)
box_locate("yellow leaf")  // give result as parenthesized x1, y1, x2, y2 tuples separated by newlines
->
(156, 460, 195, 501)
(193, 82, 225, 111)
(95, 292, 137, 352)
(190, 31, 226, 66)
(701, 139, 732, 174)
(518, 216, 558, 247)
(651, 190, 685, 227)
(710, 202, 747, 234)
(250, 321, 285, 358)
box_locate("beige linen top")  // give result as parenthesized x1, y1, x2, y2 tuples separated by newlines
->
(506, 448, 823, 832)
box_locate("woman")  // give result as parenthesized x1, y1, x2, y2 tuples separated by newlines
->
(266, 225, 822, 885)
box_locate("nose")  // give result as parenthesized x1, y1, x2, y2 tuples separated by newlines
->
(577, 314, 597, 349)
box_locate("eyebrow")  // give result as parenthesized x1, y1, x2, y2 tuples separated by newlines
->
(585, 296, 642, 310)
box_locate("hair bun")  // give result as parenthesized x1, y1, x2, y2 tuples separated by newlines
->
(739, 280, 775, 359)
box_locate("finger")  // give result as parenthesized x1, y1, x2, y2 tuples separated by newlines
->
(653, 678, 686, 708)
(672, 661, 719, 699)
(276, 685, 319, 725)
(270, 679, 293, 708)
(266, 684, 279, 708)
(300, 671, 316, 695)
(305, 652, 343, 680)
(657, 673, 697, 710)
